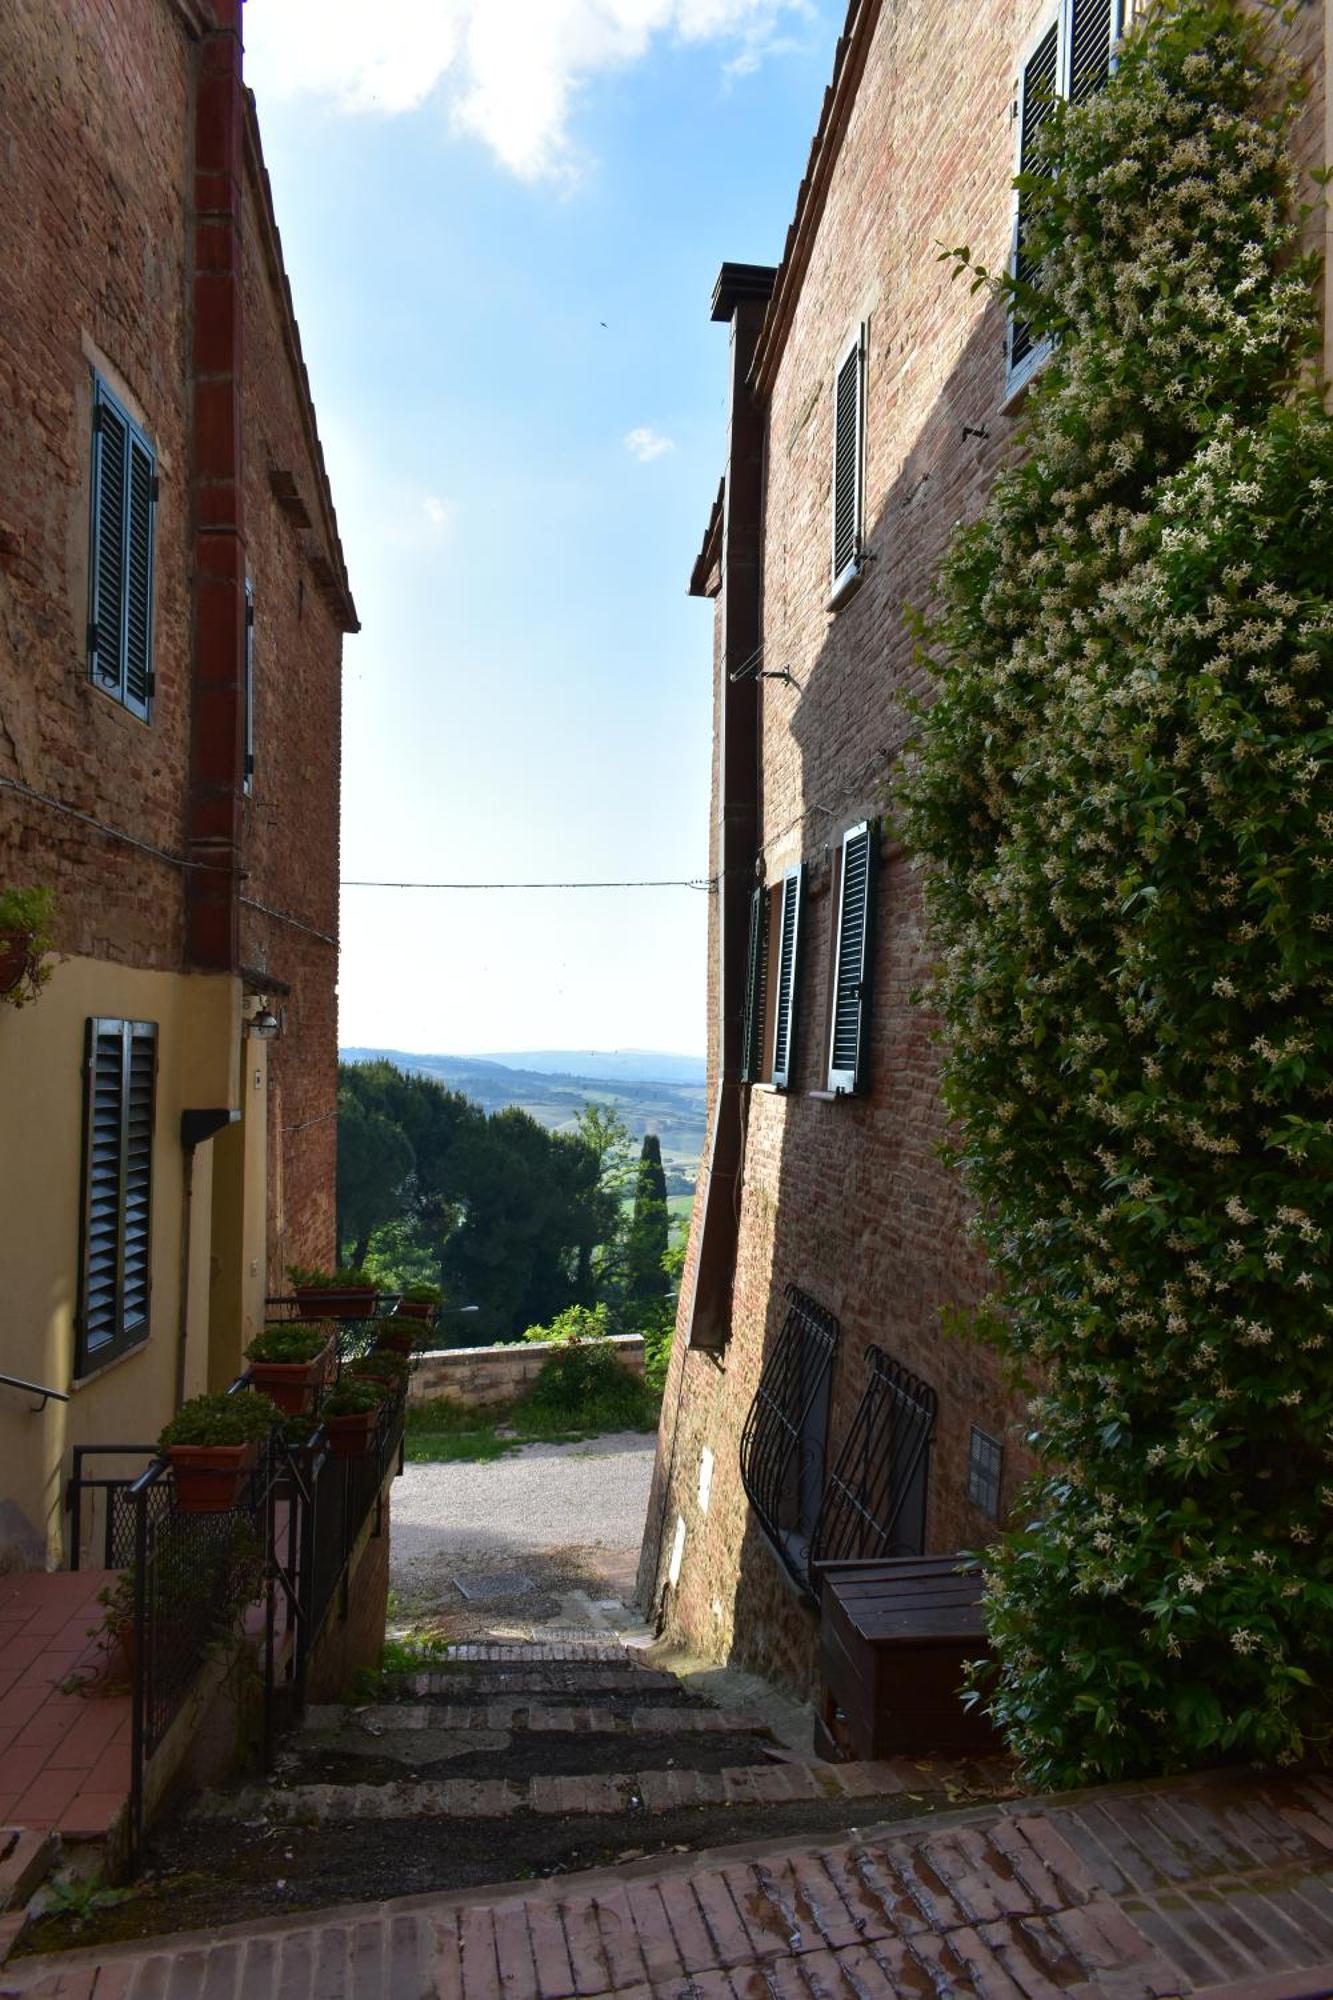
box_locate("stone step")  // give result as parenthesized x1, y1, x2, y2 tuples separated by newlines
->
(304, 1703, 771, 1736)
(193, 1757, 954, 1824)
(385, 1664, 684, 1699)
(442, 1641, 637, 1663)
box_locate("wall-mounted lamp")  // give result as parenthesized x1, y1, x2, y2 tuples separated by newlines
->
(245, 996, 282, 1040)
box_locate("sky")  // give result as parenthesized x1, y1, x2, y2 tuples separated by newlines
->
(242, 0, 843, 1059)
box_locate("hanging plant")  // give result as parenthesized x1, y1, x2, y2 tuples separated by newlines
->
(0, 886, 55, 1007)
(899, 0, 1333, 1784)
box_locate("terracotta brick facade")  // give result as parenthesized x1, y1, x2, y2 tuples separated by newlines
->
(640, 0, 1327, 1702)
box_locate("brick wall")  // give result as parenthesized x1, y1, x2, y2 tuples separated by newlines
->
(643, 0, 1326, 1699)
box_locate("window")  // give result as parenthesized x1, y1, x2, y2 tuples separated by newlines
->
(78, 1019, 157, 1373)
(830, 326, 866, 599)
(827, 822, 877, 1094)
(811, 1346, 937, 1570)
(741, 867, 806, 1089)
(967, 1427, 1004, 1521)
(243, 578, 255, 796)
(88, 376, 157, 719)
(739, 1284, 841, 1592)
(1007, 0, 1123, 397)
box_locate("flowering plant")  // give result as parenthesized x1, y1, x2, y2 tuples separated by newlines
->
(901, 0, 1333, 1782)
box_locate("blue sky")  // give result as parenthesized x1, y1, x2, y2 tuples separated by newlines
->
(243, 0, 841, 1057)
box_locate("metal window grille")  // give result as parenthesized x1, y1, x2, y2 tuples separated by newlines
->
(967, 1426, 1004, 1521)
(739, 1284, 840, 1593)
(811, 1345, 937, 1575)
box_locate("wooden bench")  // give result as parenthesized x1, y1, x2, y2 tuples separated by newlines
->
(815, 1553, 1001, 1761)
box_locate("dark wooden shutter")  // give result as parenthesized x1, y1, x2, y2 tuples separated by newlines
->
(770, 865, 805, 1090)
(1007, 20, 1059, 384)
(831, 334, 863, 585)
(80, 1019, 156, 1371)
(740, 885, 769, 1083)
(244, 579, 256, 794)
(88, 379, 156, 718)
(89, 394, 128, 700)
(827, 823, 876, 1094)
(1068, 0, 1118, 102)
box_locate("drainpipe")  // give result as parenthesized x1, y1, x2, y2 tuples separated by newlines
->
(681, 263, 776, 1353)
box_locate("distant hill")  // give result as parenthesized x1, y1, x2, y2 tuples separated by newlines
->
(340, 1047, 707, 1172)
(477, 1049, 705, 1086)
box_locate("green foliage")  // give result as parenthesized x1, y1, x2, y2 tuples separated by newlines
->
(159, 1392, 280, 1448)
(522, 1302, 610, 1346)
(337, 1086, 415, 1268)
(0, 884, 55, 1007)
(901, 0, 1333, 1784)
(403, 1281, 442, 1303)
(626, 1135, 670, 1301)
(349, 1351, 409, 1386)
(288, 1264, 374, 1290)
(516, 1342, 659, 1433)
(245, 1322, 331, 1364)
(322, 1378, 384, 1417)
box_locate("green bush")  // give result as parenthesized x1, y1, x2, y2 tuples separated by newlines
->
(245, 1323, 331, 1364)
(159, 1393, 280, 1449)
(521, 1303, 610, 1347)
(515, 1343, 658, 1434)
(901, 0, 1333, 1784)
(323, 1378, 383, 1417)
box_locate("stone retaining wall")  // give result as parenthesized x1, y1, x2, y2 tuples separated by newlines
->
(410, 1336, 645, 1409)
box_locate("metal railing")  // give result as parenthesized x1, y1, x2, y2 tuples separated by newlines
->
(738, 1284, 841, 1596)
(67, 1321, 407, 1864)
(1, 1369, 70, 1411)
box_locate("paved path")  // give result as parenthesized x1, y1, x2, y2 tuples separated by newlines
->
(8, 1766, 1333, 1996)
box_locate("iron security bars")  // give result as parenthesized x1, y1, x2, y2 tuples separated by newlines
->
(739, 1284, 840, 1594)
(811, 1345, 937, 1578)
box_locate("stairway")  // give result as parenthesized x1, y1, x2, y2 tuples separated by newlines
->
(6, 1631, 1016, 1956)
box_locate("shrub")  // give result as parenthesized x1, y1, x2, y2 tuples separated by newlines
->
(515, 1343, 658, 1434)
(245, 1323, 332, 1365)
(159, 1393, 280, 1449)
(323, 1379, 384, 1417)
(521, 1303, 610, 1347)
(901, 0, 1333, 1784)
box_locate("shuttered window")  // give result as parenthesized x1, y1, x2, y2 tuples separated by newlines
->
(88, 376, 157, 720)
(1006, 1, 1122, 396)
(243, 578, 255, 796)
(770, 865, 804, 1090)
(827, 822, 876, 1095)
(78, 1019, 157, 1374)
(740, 885, 769, 1084)
(830, 328, 865, 594)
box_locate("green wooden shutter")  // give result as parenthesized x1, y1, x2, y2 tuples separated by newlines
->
(831, 332, 864, 588)
(740, 885, 769, 1083)
(770, 865, 805, 1090)
(88, 378, 156, 718)
(1006, 19, 1059, 389)
(79, 1018, 156, 1372)
(827, 824, 877, 1095)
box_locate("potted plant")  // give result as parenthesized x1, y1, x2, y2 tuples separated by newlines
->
(0, 886, 55, 1007)
(288, 1263, 378, 1320)
(348, 1350, 410, 1395)
(375, 1314, 427, 1357)
(159, 1392, 279, 1513)
(395, 1282, 441, 1324)
(244, 1321, 335, 1413)
(321, 1377, 385, 1459)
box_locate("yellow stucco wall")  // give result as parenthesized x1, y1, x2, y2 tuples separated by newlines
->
(0, 955, 245, 1567)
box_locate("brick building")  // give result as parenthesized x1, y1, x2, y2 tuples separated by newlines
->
(0, 0, 355, 1567)
(638, 0, 1328, 1710)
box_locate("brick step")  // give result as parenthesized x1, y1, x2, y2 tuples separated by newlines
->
(193, 1757, 977, 1824)
(303, 1703, 771, 1736)
(443, 1641, 638, 1664)
(384, 1665, 686, 1700)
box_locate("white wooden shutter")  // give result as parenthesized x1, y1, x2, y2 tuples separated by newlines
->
(770, 865, 805, 1090)
(830, 329, 864, 591)
(827, 825, 876, 1095)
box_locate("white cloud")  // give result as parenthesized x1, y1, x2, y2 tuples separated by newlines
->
(422, 494, 456, 534)
(624, 426, 676, 462)
(244, 0, 810, 180)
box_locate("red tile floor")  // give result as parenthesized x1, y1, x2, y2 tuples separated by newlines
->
(0, 1570, 130, 1840)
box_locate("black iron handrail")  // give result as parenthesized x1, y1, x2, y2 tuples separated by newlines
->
(1, 1369, 70, 1411)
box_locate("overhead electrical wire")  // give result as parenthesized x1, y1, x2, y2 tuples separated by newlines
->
(340, 876, 715, 891)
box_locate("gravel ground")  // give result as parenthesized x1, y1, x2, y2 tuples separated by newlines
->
(390, 1431, 658, 1636)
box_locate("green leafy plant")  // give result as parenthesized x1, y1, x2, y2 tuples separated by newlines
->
(403, 1282, 441, 1305)
(323, 1378, 384, 1417)
(522, 1302, 610, 1347)
(288, 1263, 375, 1290)
(0, 885, 55, 1007)
(245, 1322, 332, 1365)
(348, 1350, 409, 1386)
(159, 1392, 280, 1449)
(516, 1341, 658, 1433)
(900, 0, 1333, 1785)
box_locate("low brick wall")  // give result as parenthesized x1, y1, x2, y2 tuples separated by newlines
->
(410, 1335, 645, 1409)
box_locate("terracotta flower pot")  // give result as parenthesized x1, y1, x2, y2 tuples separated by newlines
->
(374, 1325, 418, 1356)
(0, 932, 32, 997)
(395, 1300, 435, 1323)
(325, 1408, 381, 1459)
(295, 1286, 377, 1321)
(249, 1359, 318, 1416)
(168, 1439, 260, 1513)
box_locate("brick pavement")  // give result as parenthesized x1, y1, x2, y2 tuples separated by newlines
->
(0, 1574, 130, 1844)
(7, 1767, 1333, 1996)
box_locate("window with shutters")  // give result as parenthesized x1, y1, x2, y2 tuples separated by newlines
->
(830, 327, 865, 601)
(826, 822, 876, 1094)
(243, 578, 255, 796)
(1006, 0, 1123, 398)
(78, 1019, 157, 1375)
(88, 376, 158, 719)
(741, 866, 806, 1089)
